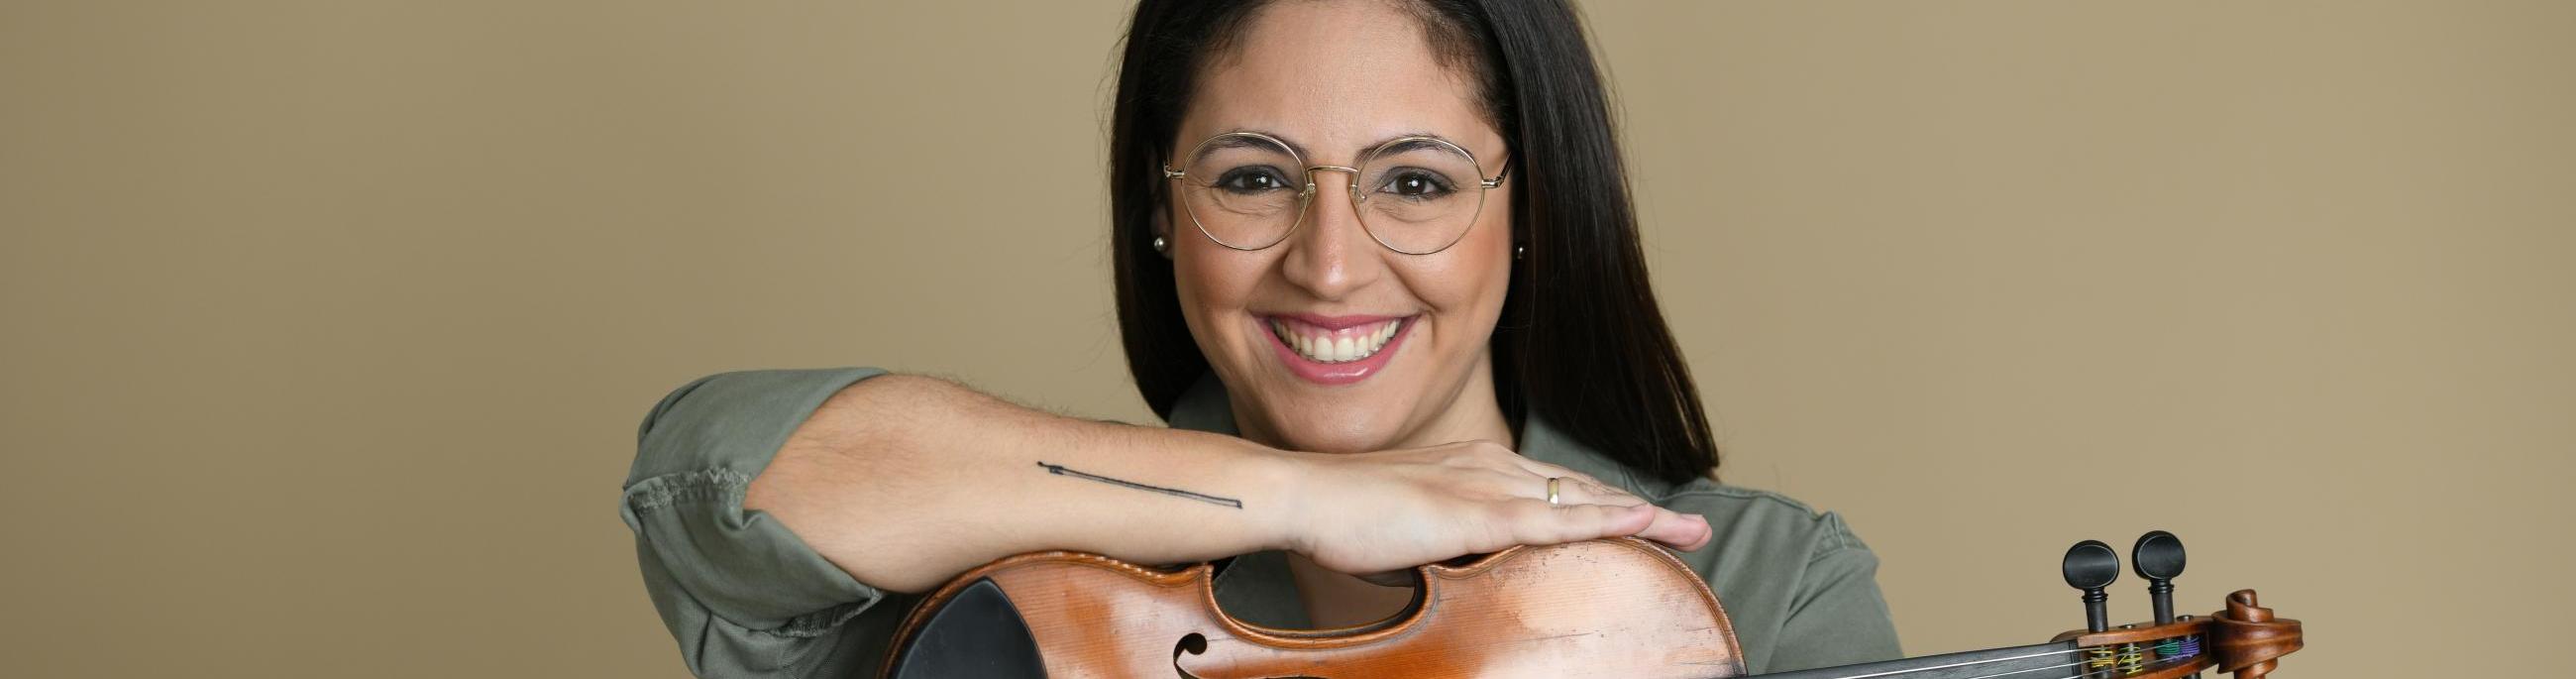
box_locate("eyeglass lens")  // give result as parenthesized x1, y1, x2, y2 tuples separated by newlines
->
(1175, 134, 1487, 254)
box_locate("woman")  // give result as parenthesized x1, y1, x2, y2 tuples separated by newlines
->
(619, 0, 1902, 676)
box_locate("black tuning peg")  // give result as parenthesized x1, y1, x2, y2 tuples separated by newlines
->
(2063, 540, 2120, 632)
(2132, 530, 2187, 625)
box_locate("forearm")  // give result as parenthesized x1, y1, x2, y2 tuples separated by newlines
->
(743, 374, 1303, 593)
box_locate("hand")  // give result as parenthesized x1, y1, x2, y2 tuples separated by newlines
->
(1276, 440, 1714, 578)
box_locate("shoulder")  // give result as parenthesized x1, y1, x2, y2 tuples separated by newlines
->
(1651, 480, 1896, 671)
(1516, 414, 1872, 562)
(1654, 479, 1872, 562)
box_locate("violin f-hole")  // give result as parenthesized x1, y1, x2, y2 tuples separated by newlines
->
(1170, 632, 1207, 679)
(1171, 632, 1328, 679)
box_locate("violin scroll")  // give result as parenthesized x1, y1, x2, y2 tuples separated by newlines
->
(2208, 589, 2303, 679)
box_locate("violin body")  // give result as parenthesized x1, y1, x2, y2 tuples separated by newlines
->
(882, 536, 1744, 678)
(881, 533, 2302, 679)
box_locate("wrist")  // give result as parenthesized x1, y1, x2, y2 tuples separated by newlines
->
(1236, 442, 1318, 555)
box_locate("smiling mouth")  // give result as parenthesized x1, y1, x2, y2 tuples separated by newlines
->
(1267, 317, 1406, 364)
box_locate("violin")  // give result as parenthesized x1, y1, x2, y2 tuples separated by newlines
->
(879, 530, 2304, 678)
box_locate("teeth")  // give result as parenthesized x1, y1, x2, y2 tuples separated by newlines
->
(1270, 318, 1404, 364)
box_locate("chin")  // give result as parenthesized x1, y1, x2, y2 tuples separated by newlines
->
(1261, 401, 1405, 454)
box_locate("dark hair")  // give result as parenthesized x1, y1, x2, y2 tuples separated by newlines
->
(1109, 0, 1719, 485)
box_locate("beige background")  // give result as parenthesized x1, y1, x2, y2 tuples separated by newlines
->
(4, 1, 2568, 676)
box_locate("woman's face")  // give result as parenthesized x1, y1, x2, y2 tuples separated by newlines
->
(1166, 0, 1514, 454)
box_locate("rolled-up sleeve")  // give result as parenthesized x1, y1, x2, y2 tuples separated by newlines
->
(619, 367, 911, 678)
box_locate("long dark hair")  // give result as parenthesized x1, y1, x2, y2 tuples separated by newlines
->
(1109, 0, 1719, 485)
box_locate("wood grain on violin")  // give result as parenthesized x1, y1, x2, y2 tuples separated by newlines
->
(885, 537, 1741, 678)
(879, 535, 2302, 679)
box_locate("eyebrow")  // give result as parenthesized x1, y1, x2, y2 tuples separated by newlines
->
(1191, 129, 1455, 165)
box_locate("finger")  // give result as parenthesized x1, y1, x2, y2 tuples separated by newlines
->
(1504, 460, 1643, 507)
(1506, 501, 1656, 547)
(1635, 508, 1714, 552)
(1465, 467, 1632, 510)
(1484, 461, 1603, 502)
(1531, 472, 1647, 509)
(1501, 458, 1603, 489)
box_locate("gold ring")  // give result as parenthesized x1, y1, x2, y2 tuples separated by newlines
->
(1546, 477, 1562, 506)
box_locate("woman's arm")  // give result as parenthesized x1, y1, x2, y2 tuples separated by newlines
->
(744, 374, 1295, 592)
(743, 373, 1711, 593)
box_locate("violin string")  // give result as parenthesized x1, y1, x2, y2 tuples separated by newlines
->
(1785, 639, 2204, 679)
(1959, 657, 2096, 679)
(1972, 650, 2203, 679)
(2061, 651, 2204, 679)
(1831, 653, 2192, 679)
(1775, 646, 2089, 679)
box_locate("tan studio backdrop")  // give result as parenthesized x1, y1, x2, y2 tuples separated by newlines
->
(4, 1, 2570, 676)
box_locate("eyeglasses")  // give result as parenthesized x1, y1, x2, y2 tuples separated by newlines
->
(1163, 131, 1511, 255)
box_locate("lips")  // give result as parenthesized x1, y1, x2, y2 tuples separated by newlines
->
(1259, 313, 1417, 386)
(1268, 317, 1403, 363)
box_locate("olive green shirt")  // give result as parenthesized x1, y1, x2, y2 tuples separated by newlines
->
(620, 368, 1901, 678)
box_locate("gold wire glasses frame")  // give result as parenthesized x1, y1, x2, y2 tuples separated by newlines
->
(1162, 131, 1511, 256)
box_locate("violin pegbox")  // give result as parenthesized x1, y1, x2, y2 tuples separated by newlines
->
(2046, 531, 2303, 679)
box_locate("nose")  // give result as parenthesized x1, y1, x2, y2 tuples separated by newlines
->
(1278, 166, 1383, 301)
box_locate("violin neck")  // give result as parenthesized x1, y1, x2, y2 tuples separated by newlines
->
(1742, 640, 2086, 679)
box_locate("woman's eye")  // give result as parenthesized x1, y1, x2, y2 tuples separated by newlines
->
(1378, 171, 1452, 198)
(1217, 170, 1292, 193)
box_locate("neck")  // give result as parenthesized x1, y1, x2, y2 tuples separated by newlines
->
(1388, 355, 1514, 450)
(1281, 552, 1416, 628)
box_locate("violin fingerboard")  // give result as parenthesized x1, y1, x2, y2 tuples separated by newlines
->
(1747, 641, 2084, 679)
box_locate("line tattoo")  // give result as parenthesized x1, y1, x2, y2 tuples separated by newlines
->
(1034, 461, 1243, 509)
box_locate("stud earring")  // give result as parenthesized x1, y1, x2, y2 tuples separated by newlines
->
(1513, 244, 1526, 261)
(1151, 236, 1169, 255)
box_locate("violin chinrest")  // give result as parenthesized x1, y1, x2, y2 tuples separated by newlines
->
(885, 578, 1048, 679)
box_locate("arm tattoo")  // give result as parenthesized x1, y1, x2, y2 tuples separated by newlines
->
(1034, 461, 1243, 509)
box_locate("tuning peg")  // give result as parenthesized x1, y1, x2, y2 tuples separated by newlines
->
(2132, 530, 2187, 625)
(2063, 540, 2120, 632)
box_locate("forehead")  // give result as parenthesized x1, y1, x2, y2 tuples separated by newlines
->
(1177, 0, 1500, 162)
